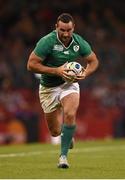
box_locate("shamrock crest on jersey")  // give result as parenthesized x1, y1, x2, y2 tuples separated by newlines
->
(73, 45, 79, 52)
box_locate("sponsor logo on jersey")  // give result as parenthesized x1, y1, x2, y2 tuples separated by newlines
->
(63, 51, 69, 55)
(73, 45, 79, 52)
(53, 45, 64, 51)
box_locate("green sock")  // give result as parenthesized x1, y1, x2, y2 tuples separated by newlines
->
(61, 124, 76, 156)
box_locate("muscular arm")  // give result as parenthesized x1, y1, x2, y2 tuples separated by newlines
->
(27, 51, 71, 80)
(83, 51, 99, 77)
(76, 51, 99, 80)
(27, 52, 57, 75)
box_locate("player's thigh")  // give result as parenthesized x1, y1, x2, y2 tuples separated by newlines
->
(39, 84, 60, 113)
(61, 92, 79, 112)
(60, 83, 80, 113)
(60, 93, 79, 124)
(45, 107, 62, 136)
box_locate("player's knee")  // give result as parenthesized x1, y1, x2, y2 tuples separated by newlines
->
(51, 130, 61, 137)
(64, 111, 76, 123)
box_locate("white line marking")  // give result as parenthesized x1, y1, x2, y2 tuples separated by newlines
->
(0, 145, 125, 158)
(0, 151, 42, 158)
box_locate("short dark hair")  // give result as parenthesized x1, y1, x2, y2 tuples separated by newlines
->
(57, 13, 74, 24)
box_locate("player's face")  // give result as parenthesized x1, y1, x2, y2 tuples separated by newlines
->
(56, 21, 75, 45)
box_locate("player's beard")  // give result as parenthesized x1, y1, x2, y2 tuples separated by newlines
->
(61, 36, 71, 45)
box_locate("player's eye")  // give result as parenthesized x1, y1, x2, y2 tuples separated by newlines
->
(60, 29, 72, 33)
(67, 29, 72, 32)
(60, 29, 65, 32)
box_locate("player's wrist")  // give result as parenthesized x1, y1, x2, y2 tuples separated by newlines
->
(50, 67, 59, 75)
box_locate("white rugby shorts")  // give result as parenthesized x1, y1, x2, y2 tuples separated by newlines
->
(39, 82, 80, 113)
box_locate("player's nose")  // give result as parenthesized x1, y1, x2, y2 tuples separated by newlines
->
(63, 32, 69, 37)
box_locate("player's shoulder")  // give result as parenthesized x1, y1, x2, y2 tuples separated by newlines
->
(38, 31, 56, 44)
(73, 33, 88, 43)
(43, 30, 56, 39)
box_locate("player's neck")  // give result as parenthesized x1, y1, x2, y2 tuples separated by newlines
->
(56, 31, 73, 48)
(63, 39, 72, 47)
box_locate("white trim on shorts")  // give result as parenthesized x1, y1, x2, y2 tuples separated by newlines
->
(59, 88, 79, 101)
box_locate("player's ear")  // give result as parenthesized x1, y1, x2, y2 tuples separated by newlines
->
(55, 23, 58, 29)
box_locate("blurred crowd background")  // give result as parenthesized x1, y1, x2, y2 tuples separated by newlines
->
(0, 0, 125, 145)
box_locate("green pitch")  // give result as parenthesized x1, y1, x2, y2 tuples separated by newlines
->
(0, 139, 125, 179)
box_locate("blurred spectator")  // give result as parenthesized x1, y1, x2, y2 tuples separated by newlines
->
(6, 118, 27, 144)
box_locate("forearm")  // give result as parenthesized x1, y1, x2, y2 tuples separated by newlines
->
(85, 59, 99, 77)
(27, 60, 57, 75)
(84, 52, 99, 77)
(27, 51, 59, 75)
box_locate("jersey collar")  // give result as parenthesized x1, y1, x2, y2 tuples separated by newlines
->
(56, 30, 74, 49)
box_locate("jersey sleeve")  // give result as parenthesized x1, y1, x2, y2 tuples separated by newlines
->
(80, 38, 92, 57)
(33, 36, 52, 59)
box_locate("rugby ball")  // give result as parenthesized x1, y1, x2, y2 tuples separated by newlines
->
(66, 62, 82, 76)
(64, 62, 82, 82)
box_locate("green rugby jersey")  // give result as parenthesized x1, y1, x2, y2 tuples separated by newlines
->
(34, 30, 92, 87)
